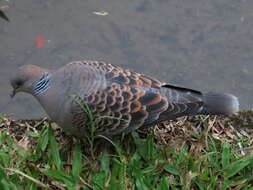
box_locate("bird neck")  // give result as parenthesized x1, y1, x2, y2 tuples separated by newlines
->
(34, 73, 52, 95)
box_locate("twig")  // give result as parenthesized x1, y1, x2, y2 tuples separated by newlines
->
(79, 176, 93, 189)
(5, 168, 50, 189)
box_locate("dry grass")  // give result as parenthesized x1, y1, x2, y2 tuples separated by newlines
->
(0, 111, 253, 189)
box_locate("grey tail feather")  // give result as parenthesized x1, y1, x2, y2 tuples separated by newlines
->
(200, 93, 239, 115)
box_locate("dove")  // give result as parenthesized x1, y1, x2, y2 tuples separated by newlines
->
(10, 61, 239, 136)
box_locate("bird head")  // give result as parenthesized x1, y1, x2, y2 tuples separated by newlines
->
(10, 65, 48, 97)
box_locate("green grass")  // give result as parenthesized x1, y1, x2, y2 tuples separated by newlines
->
(0, 112, 253, 189)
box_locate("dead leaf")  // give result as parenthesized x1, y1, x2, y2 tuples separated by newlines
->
(0, 8, 9, 22)
(93, 11, 108, 16)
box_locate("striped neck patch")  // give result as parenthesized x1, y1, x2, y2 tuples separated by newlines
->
(34, 73, 52, 95)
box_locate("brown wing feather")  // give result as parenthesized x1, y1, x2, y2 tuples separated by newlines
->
(70, 61, 203, 135)
(77, 60, 165, 88)
(69, 61, 170, 135)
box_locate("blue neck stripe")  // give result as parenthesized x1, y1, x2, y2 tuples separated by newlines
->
(34, 73, 51, 95)
(35, 79, 47, 90)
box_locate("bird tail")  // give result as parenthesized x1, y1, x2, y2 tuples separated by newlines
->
(200, 93, 239, 115)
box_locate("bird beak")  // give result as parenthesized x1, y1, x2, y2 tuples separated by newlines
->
(10, 89, 16, 98)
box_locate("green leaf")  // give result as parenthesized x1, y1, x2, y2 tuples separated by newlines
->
(224, 154, 253, 178)
(221, 178, 229, 190)
(0, 130, 9, 145)
(109, 159, 121, 189)
(157, 176, 169, 190)
(26, 131, 39, 137)
(0, 115, 5, 121)
(163, 163, 180, 176)
(17, 148, 28, 158)
(0, 152, 9, 167)
(131, 132, 146, 158)
(98, 135, 122, 157)
(37, 126, 49, 151)
(135, 176, 149, 190)
(49, 127, 63, 171)
(222, 142, 230, 169)
(72, 140, 82, 178)
(45, 169, 74, 187)
(118, 157, 127, 190)
(145, 133, 154, 161)
(141, 165, 156, 174)
(0, 167, 17, 190)
(227, 177, 248, 188)
(177, 145, 189, 164)
(193, 152, 216, 172)
(0, 178, 16, 190)
(92, 173, 106, 190)
(100, 151, 110, 174)
(194, 181, 206, 190)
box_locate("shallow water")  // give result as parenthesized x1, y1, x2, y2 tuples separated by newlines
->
(1, 0, 252, 119)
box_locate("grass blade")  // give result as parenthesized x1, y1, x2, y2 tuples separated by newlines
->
(222, 142, 230, 169)
(45, 169, 74, 188)
(100, 151, 110, 174)
(72, 140, 82, 178)
(224, 154, 253, 178)
(163, 163, 180, 176)
(49, 126, 63, 171)
(37, 125, 49, 152)
(158, 176, 169, 190)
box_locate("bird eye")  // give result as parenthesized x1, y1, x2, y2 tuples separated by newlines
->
(15, 80, 23, 87)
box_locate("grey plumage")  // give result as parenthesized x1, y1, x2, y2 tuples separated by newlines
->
(10, 61, 239, 136)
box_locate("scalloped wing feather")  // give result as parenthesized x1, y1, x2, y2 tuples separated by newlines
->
(70, 61, 203, 135)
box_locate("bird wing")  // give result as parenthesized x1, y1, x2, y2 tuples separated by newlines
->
(70, 61, 169, 135)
